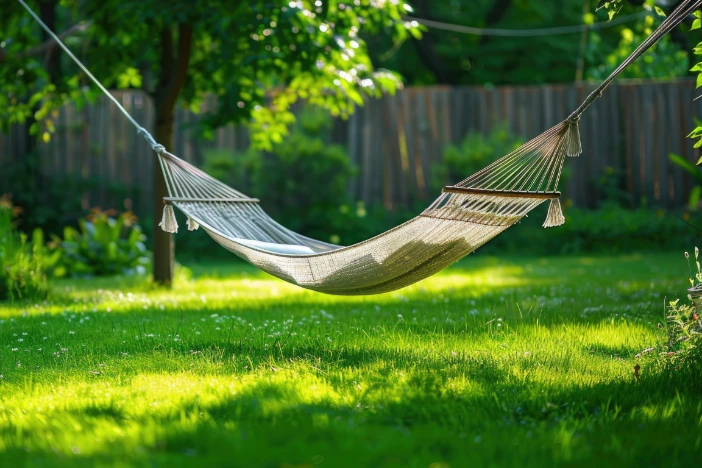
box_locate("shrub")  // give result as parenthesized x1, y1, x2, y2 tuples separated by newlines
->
(46, 209, 150, 277)
(0, 195, 49, 301)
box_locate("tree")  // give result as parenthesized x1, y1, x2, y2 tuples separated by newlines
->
(1, 0, 419, 285)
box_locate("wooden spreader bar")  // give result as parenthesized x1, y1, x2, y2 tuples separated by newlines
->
(164, 197, 260, 204)
(442, 186, 560, 199)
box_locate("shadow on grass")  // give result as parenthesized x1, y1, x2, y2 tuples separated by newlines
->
(8, 347, 699, 466)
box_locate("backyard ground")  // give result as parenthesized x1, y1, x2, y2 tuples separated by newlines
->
(0, 252, 700, 467)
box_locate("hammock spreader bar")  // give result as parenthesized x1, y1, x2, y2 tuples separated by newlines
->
(16, 0, 701, 295)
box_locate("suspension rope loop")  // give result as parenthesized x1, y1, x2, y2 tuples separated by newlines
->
(16, 0, 168, 155)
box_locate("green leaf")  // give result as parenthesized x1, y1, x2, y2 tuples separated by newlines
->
(692, 19, 701, 30)
(654, 6, 666, 17)
(690, 186, 702, 210)
(670, 153, 702, 180)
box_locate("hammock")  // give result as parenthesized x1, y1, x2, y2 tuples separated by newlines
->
(19, 0, 701, 295)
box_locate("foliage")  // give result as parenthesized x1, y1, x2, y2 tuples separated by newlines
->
(634, 248, 702, 369)
(45, 209, 150, 278)
(669, 152, 702, 209)
(0, 151, 139, 235)
(0, 195, 48, 301)
(431, 123, 523, 191)
(599, 1, 702, 154)
(485, 202, 702, 255)
(0, 254, 701, 465)
(664, 296, 701, 362)
(370, 0, 686, 86)
(1, 0, 419, 150)
(687, 10, 702, 153)
(586, 13, 688, 80)
(667, 248, 702, 359)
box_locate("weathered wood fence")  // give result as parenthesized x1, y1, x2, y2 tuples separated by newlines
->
(1, 79, 700, 215)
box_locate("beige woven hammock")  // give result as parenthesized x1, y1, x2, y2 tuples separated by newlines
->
(20, 0, 701, 295)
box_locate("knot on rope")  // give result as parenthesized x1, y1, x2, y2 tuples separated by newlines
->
(137, 127, 166, 154)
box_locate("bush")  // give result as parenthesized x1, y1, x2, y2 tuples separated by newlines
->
(0, 195, 49, 301)
(45, 209, 150, 278)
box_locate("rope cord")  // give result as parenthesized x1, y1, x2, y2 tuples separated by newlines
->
(17, 0, 167, 154)
(404, 11, 648, 37)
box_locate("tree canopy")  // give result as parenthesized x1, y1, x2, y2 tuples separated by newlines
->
(2, 0, 419, 149)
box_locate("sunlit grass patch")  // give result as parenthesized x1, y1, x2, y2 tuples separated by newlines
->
(0, 252, 700, 466)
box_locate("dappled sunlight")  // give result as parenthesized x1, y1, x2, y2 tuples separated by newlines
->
(0, 253, 698, 464)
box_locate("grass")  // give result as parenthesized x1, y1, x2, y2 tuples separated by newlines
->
(0, 252, 700, 467)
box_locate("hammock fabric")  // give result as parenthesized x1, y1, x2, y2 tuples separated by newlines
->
(19, 0, 701, 295)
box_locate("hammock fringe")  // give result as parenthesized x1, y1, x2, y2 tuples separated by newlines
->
(543, 198, 565, 228)
(186, 217, 200, 231)
(566, 121, 582, 157)
(159, 205, 178, 233)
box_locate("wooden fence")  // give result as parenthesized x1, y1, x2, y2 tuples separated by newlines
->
(1, 79, 700, 216)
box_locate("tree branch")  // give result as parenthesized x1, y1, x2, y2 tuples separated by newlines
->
(0, 21, 91, 63)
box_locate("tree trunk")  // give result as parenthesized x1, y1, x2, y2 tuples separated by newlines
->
(152, 106, 175, 285)
(151, 24, 193, 286)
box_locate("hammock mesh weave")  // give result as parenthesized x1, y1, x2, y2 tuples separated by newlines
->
(161, 121, 572, 295)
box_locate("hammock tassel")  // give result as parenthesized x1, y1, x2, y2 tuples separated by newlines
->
(186, 217, 200, 231)
(543, 198, 565, 228)
(565, 120, 582, 157)
(159, 204, 178, 233)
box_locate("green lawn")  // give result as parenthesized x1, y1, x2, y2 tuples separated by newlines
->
(0, 252, 700, 467)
